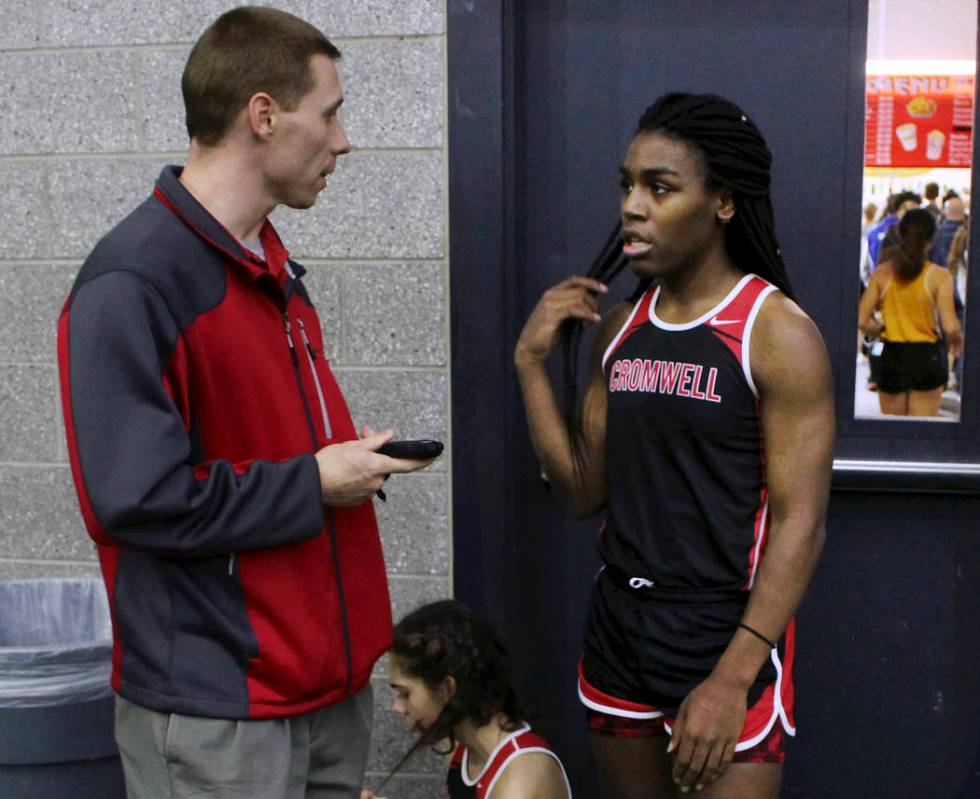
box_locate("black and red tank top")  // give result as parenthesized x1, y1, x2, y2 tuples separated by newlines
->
(444, 723, 571, 799)
(600, 273, 778, 590)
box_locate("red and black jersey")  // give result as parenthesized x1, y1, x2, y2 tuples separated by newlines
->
(57, 166, 392, 720)
(444, 724, 571, 799)
(600, 274, 778, 590)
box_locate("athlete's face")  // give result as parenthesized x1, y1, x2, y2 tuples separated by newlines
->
(263, 54, 351, 210)
(619, 132, 733, 279)
(388, 655, 453, 734)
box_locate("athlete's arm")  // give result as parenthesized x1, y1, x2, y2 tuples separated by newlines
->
(857, 267, 885, 337)
(514, 276, 628, 517)
(488, 752, 569, 799)
(670, 293, 834, 791)
(931, 267, 964, 357)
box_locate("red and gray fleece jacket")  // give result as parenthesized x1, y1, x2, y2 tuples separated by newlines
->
(57, 165, 392, 720)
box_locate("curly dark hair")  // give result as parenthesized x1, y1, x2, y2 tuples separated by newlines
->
(381, 600, 526, 785)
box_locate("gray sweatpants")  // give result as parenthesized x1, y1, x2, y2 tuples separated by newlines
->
(114, 684, 374, 799)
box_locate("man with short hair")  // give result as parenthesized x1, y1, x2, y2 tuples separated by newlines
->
(923, 182, 942, 224)
(57, 8, 434, 798)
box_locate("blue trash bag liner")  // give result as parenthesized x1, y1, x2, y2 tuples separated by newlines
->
(0, 578, 112, 709)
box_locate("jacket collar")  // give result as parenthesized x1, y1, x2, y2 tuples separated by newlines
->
(153, 165, 304, 286)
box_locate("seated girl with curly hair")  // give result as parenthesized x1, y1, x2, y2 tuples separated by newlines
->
(363, 600, 572, 799)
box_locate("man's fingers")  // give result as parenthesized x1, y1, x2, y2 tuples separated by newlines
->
(381, 459, 433, 474)
(358, 428, 394, 448)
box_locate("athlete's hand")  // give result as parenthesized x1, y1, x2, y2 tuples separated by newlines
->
(515, 277, 608, 367)
(315, 426, 438, 506)
(668, 675, 747, 792)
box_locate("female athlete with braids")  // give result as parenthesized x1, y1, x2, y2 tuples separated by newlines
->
(515, 93, 834, 798)
(362, 600, 572, 799)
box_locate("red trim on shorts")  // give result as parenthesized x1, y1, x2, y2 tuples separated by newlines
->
(586, 708, 786, 763)
(586, 708, 666, 738)
(577, 660, 663, 717)
(779, 617, 797, 730)
(736, 723, 786, 764)
(581, 625, 796, 765)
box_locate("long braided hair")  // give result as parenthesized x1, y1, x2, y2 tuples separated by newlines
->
(380, 600, 526, 787)
(562, 92, 794, 474)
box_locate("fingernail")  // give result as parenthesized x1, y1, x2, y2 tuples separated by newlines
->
(599, 283, 609, 293)
(592, 313, 602, 321)
(680, 787, 690, 794)
(696, 785, 704, 792)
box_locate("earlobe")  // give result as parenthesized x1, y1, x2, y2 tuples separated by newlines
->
(442, 676, 457, 702)
(717, 192, 736, 224)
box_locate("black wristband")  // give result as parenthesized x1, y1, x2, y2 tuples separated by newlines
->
(738, 621, 776, 649)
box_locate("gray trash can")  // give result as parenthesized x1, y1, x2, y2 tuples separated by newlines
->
(0, 578, 126, 797)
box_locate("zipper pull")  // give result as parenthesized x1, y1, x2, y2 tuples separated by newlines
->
(282, 313, 299, 364)
(295, 317, 318, 360)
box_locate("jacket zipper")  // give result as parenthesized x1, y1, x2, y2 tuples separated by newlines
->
(283, 310, 354, 697)
(282, 313, 319, 445)
(243, 314, 314, 582)
(326, 508, 354, 696)
(295, 318, 332, 438)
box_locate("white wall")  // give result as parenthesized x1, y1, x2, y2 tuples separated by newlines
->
(868, 0, 977, 60)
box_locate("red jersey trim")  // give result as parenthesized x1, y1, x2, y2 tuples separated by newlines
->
(739, 282, 778, 397)
(647, 273, 756, 331)
(602, 287, 655, 371)
(456, 724, 570, 799)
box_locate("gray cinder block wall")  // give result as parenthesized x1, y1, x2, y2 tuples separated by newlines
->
(0, 2, 450, 794)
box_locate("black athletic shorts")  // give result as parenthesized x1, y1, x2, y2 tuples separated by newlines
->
(580, 565, 776, 716)
(878, 341, 947, 393)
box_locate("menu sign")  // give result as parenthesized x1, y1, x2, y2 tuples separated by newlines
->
(865, 74, 974, 167)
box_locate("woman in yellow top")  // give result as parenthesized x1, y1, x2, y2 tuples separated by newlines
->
(859, 208, 963, 416)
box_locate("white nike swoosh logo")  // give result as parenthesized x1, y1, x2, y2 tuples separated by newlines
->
(709, 316, 741, 326)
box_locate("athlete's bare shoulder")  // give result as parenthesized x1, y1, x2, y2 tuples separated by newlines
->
(489, 750, 569, 799)
(750, 291, 832, 398)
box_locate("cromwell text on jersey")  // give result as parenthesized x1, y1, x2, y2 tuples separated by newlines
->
(608, 358, 722, 402)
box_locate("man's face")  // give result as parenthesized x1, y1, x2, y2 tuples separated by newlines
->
(264, 54, 351, 209)
(619, 131, 728, 280)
